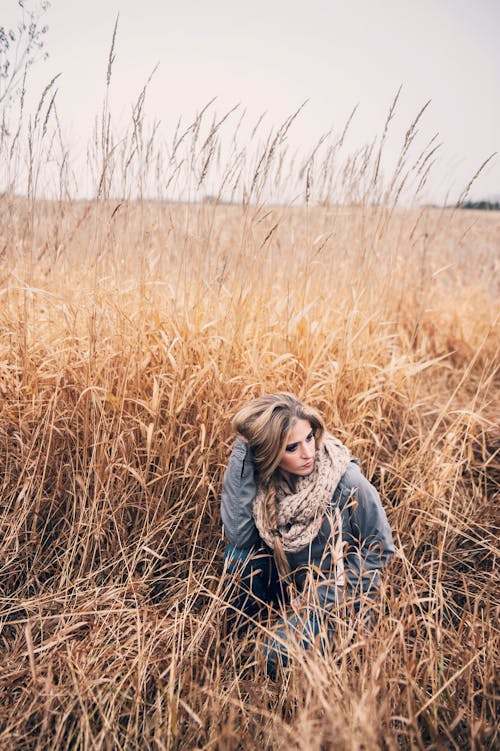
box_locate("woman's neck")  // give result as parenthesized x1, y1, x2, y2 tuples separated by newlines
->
(276, 468, 297, 493)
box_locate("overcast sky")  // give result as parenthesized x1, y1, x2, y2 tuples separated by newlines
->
(3, 0, 499, 203)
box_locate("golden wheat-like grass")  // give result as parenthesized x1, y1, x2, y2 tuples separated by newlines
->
(0, 84, 499, 748)
(0, 193, 498, 750)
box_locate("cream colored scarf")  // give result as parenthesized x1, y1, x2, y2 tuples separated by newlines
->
(252, 433, 351, 553)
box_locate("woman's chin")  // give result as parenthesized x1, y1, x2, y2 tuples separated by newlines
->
(296, 464, 315, 476)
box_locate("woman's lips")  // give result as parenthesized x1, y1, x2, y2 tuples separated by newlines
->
(302, 460, 314, 469)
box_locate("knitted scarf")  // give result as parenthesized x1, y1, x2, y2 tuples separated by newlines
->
(252, 433, 351, 553)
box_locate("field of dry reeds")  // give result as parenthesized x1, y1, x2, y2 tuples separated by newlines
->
(0, 76, 499, 749)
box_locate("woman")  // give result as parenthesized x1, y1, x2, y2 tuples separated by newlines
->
(221, 392, 394, 674)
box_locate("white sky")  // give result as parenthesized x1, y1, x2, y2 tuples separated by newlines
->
(3, 0, 500, 203)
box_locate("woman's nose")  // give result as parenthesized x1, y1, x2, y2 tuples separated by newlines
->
(302, 442, 313, 458)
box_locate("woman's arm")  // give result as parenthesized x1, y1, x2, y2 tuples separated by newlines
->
(220, 437, 261, 549)
(339, 462, 395, 599)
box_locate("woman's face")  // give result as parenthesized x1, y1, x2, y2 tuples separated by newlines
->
(278, 419, 316, 476)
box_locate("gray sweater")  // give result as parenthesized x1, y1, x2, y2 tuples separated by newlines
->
(221, 438, 395, 608)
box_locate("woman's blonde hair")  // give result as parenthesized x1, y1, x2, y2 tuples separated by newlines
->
(232, 393, 325, 580)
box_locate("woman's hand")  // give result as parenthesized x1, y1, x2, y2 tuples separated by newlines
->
(237, 433, 248, 443)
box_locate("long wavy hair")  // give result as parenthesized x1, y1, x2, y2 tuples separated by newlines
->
(232, 393, 325, 579)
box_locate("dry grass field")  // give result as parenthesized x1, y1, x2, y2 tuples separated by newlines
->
(0, 82, 499, 749)
(0, 193, 498, 750)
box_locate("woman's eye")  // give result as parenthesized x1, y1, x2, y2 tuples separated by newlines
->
(285, 444, 298, 452)
(306, 432, 314, 442)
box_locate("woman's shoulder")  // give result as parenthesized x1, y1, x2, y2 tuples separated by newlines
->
(338, 458, 363, 490)
(335, 457, 381, 501)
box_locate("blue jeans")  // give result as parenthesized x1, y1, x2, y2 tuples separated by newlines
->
(223, 542, 284, 620)
(223, 543, 334, 674)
